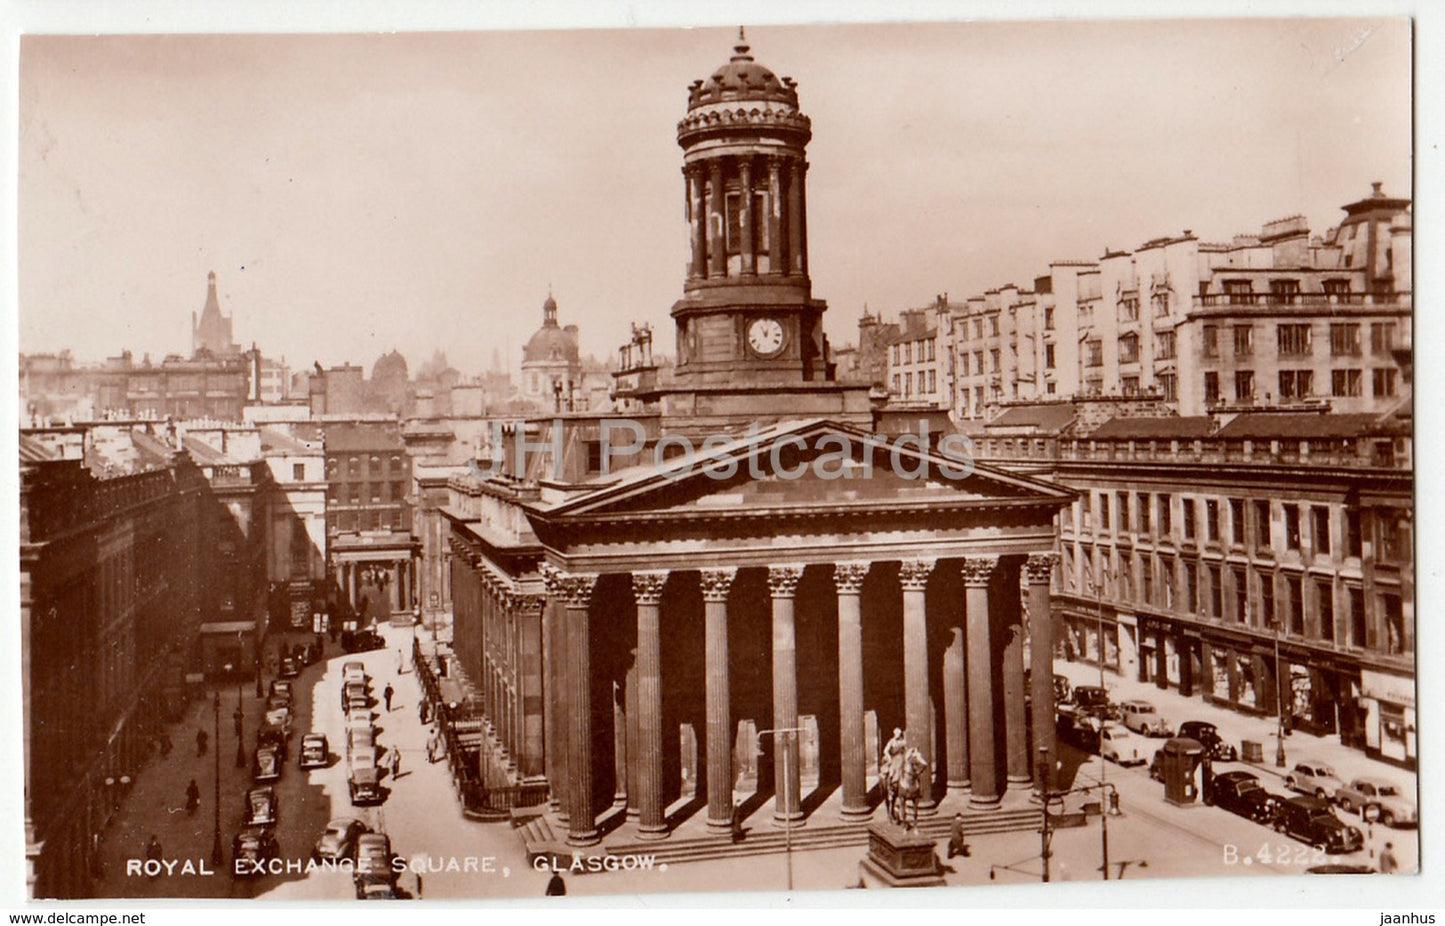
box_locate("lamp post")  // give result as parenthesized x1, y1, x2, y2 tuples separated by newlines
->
(756, 727, 804, 893)
(235, 683, 247, 769)
(211, 691, 222, 868)
(1273, 619, 1288, 768)
(1088, 561, 1115, 881)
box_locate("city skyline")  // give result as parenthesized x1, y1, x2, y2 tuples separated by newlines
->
(19, 17, 1410, 378)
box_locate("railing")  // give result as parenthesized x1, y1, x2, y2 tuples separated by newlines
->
(1193, 292, 1409, 309)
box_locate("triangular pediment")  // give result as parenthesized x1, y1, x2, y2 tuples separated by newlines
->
(529, 418, 1072, 521)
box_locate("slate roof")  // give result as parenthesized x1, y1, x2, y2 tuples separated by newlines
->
(1085, 416, 1214, 440)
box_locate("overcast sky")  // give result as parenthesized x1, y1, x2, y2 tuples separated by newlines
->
(18, 15, 1411, 378)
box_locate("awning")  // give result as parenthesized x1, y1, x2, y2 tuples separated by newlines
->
(200, 620, 256, 634)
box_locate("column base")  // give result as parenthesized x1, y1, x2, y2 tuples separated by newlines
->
(626, 806, 640, 819)
(840, 804, 874, 823)
(705, 818, 733, 834)
(565, 830, 600, 849)
(1007, 773, 1034, 785)
(916, 800, 939, 818)
(968, 794, 1002, 810)
(770, 810, 806, 828)
(635, 823, 671, 842)
(947, 780, 971, 793)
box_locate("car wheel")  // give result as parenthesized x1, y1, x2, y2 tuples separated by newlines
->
(1339, 798, 1353, 814)
(1285, 777, 1296, 791)
(1381, 811, 1394, 827)
(1315, 788, 1327, 800)
(1274, 821, 1285, 834)
(1312, 843, 1326, 854)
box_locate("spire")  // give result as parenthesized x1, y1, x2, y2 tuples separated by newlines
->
(732, 27, 753, 62)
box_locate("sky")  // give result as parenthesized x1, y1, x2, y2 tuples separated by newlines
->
(16, 12, 1414, 381)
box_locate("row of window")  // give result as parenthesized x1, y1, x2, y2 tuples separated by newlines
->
(329, 510, 408, 533)
(1202, 322, 1395, 360)
(327, 481, 409, 505)
(891, 338, 938, 366)
(959, 315, 1001, 341)
(1203, 367, 1398, 404)
(1064, 545, 1405, 655)
(891, 369, 939, 397)
(958, 348, 1003, 377)
(326, 454, 407, 479)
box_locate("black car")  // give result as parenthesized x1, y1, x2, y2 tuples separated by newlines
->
(1207, 770, 1283, 824)
(1177, 720, 1239, 762)
(1056, 713, 1100, 752)
(342, 630, 386, 654)
(1069, 685, 1119, 721)
(1274, 795, 1364, 854)
(231, 828, 280, 878)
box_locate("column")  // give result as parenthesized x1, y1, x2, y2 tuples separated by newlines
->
(707, 162, 726, 278)
(962, 556, 1000, 808)
(834, 562, 871, 820)
(797, 160, 809, 276)
(787, 159, 804, 276)
(541, 567, 569, 819)
(1002, 561, 1030, 786)
(943, 603, 969, 792)
(517, 594, 545, 779)
(700, 568, 736, 832)
(687, 166, 707, 280)
(1025, 553, 1059, 794)
(899, 560, 936, 811)
(767, 157, 783, 275)
(623, 655, 638, 815)
(767, 564, 804, 827)
(632, 571, 669, 839)
(560, 572, 599, 846)
(738, 158, 755, 276)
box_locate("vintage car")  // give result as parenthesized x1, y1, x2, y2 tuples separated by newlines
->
(264, 707, 293, 737)
(257, 723, 288, 760)
(1099, 725, 1146, 766)
(1069, 685, 1118, 720)
(313, 817, 370, 862)
(342, 629, 387, 654)
(342, 661, 367, 685)
(1273, 795, 1364, 854)
(231, 828, 280, 878)
(252, 746, 281, 783)
(1176, 721, 1239, 762)
(267, 692, 293, 712)
(354, 833, 397, 882)
(348, 761, 382, 805)
(1119, 699, 1173, 737)
(299, 733, 329, 770)
(341, 680, 370, 711)
(1207, 770, 1284, 824)
(1285, 761, 1346, 801)
(1334, 777, 1416, 826)
(269, 679, 293, 701)
(1056, 713, 1101, 753)
(242, 787, 278, 828)
(355, 875, 399, 900)
(347, 727, 375, 762)
(279, 656, 299, 678)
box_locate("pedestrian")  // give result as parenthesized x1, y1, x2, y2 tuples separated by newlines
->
(145, 835, 163, 879)
(233, 707, 244, 738)
(425, 733, 436, 764)
(196, 728, 208, 756)
(383, 683, 395, 712)
(730, 800, 745, 843)
(185, 779, 200, 815)
(1379, 842, 1399, 874)
(947, 812, 969, 858)
(397, 648, 405, 675)
(545, 872, 567, 896)
(159, 731, 173, 756)
(389, 747, 402, 780)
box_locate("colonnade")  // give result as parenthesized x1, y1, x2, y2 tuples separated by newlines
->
(684, 154, 808, 281)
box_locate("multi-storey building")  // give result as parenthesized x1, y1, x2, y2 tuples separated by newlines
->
(258, 424, 329, 629)
(943, 185, 1411, 421)
(976, 398, 1414, 769)
(882, 298, 951, 409)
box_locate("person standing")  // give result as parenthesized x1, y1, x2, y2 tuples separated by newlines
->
(185, 779, 200, 815)
(383, 683, 395, 712)
(1379, 842, 1399, 873)
(196, 728, 208, 756)
(389, 747, 402, 781)
(545, 872, 566, 896)
(947, 812, 969, 858)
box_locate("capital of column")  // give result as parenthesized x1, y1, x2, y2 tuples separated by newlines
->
(513, 593, 545, 616)
(558, 572, 598, 608)
(767, 564, 804, 599)
(898, 559, 936, 591)
(960, 555, 1000, 588)
(540, 564, 564, 597)
(1024, 552, 1060, 585)
(632, 571, 668, 606)
(833, 561, 870, 595)
(699, 568, 736, 603)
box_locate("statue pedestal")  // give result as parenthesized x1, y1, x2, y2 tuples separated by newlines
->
(858, 821, 944, 888)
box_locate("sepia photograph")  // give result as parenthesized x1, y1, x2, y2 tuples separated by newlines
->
(6, 1, 1435, 917)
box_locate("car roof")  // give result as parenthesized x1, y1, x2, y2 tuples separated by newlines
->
(327, 817, 365, 829)
(1121, 699, 1154, 708)
(1217, 770, 1258, 783)
(303, 733, 327, 742)
(358, 833, 389, 846)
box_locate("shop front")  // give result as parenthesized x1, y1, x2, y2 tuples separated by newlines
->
(1360, 667, 1416, 769)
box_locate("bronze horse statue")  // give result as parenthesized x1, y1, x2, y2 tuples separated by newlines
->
(883, 746, 930, 828)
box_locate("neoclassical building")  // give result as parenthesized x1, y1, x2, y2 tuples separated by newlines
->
(443, 35, 1072, 847)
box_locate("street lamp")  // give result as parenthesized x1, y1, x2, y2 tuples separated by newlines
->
(1273, 619, 1288, 768)
(756, 727, 804, 892)
(1087, 560, 1115, 881)
(211, 691, 222, 869)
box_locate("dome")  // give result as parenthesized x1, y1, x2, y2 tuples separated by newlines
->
(371, 349, 409, 383)
(689, 30, 799, 110)
(522, 295, 579, 365)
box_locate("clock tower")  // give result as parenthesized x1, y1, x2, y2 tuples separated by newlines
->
(660, 30, 872, 428)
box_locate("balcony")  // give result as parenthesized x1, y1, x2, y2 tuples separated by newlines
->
(1193, 292, 1410, 310)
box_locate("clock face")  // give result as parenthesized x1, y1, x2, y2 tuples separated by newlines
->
(747, 318, 786, 358)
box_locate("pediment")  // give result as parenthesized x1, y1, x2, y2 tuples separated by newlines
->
(530, 418, 1072, 522)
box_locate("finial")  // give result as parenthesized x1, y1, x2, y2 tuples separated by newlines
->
(732, 26, 752, 61)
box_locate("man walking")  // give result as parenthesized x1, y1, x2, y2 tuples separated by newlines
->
(947, 812, 969, 858)
(389, 747, 402, 781)
(383, 683, 395, 712)
(1379, 842, 1399, 873)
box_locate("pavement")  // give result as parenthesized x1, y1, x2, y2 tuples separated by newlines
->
(84, 630, 1418, 902)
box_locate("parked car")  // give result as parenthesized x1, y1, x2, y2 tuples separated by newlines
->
(313, 817, 371, 862)
(252, 746, 281, 783)
(343, 629, 386, 653)
(347, 707, 373, 726)
(342, 662, 367, 685)
(1207, 770, 1284, 824)
(1099, 725, 1146, 766)
(341, 681, 369, 711)
(348, 761, 382, 805)
(1273, 795, 1364, 854)
(356, 874, 399, 900)
(243, 787, 278, 827)
(299, 733, 329, 770)
(265, 707, 293, 737)
(1119, 700, 1173, 737)
(1176, 721, 1238, 762)
(348, 727, 375, 761)
(231, 828, 279, 877)
(1334, 777, 1416, 826)
(279, 656, 299, 678)
(258, 723, 288, 761)
(1285, 761, 1346, 801)
(1056, 713, 1100, 753)
(354, 833, 397, 882)
(1069, 685, 1119, 721)
(269, 679, 293, 700)
(267, 692, 292, 712)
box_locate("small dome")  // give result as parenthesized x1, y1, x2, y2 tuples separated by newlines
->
(372, 349, 409, 382)
(523, 295, 579, 365)
(689, 30, 798, 110)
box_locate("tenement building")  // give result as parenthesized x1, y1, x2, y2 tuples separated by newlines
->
(441, 35, 1074, 848)
(945, 184, 1411, 420)
(975, 396, 1414, 769)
